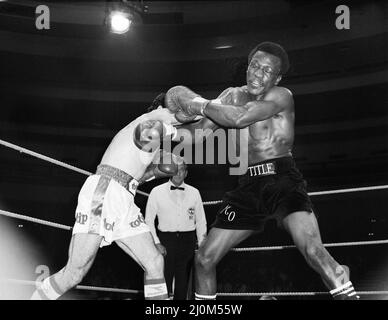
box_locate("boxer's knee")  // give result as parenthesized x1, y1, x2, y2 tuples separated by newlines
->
(195, 249, 216, 273)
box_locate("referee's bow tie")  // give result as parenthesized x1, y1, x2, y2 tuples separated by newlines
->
(170, 186, 185, 191)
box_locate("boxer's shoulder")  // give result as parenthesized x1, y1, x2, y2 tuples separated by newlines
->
(266, 86, 293, 97)
(264, 86, 293, 104)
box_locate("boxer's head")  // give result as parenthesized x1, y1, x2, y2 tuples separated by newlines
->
(246, 42, 289, 96)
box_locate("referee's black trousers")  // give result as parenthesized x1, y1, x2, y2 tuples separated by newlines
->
(158, 230, 196, 300)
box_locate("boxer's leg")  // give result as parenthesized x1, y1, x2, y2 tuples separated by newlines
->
(195, 228, 254, 300)
(116, 232, 168, 300)
(31, 233, 102, 300)
(282, 211, 359, 300)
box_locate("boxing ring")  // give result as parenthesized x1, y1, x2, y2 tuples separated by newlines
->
(1, 138, 387, 299)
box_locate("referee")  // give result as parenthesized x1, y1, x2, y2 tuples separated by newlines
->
(145, 161, 207, 300)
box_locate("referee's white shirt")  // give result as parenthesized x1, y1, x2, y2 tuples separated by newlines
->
(145, 180, 207, 246)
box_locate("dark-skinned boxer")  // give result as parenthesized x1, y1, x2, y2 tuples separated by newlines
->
(164, 42, 359, 300)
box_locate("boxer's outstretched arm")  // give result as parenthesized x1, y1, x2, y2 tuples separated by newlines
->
(203, 87, 293, 128)
(175, 117, 220, 145)
(170, 87, 230, 144)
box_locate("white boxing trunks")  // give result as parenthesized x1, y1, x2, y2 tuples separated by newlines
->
(72, 164, 150, 247)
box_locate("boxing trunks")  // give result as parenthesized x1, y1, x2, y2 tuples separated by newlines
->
(72, 164, 149, 247)
(212, 156, 314, 232)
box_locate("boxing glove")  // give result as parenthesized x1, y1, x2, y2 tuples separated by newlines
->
(165, 86, 198, 112)
(165, 86, 209, 121)
(139, 151, 181, 184)
(220, 87, 251, 106)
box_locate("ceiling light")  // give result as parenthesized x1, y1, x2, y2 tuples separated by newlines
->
(109, 11, 132, 34)
(214, 45, 233, 50)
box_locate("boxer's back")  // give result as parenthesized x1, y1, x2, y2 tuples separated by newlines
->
(100, 108, 177, 180)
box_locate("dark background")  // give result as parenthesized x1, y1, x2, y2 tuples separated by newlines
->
(0, 0, 387, 299)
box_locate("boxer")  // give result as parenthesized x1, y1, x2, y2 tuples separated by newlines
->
(165, 42, 359, 300)
(31, 99, 184, 300)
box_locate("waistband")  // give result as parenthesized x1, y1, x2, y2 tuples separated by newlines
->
(158, 230, 196, 236)
(96, 164, 139, 195)
(245, 156, 295, 178)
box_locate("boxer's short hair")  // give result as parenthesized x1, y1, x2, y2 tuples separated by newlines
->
(248, 42, 290, 75)
(147, 92, 166, 112)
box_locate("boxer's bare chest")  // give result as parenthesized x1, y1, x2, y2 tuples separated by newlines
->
(234, 114, 293, 163)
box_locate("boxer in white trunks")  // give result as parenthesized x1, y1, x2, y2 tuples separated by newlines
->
(30, 100, 188, 300)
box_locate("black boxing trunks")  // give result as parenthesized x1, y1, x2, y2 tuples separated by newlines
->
(212, 156, 314, 232)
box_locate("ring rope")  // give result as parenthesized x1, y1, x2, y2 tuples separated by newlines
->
(217, 291, 388, 297)
(1, 278, 386, 297)
(308, 185, 388, 196)
(0, 278, 141, 295)
(0, 209, 72, 231)
(2, 139, 387, 297)
(203, 185, 388, 205)
(0, 138, 93, 176)
(0, 138, 149, 197)
(203, 200, 223, 205)
(230, 239, 388, 252)
(1, 208, 387, 252)
(1, 138, 388, 205)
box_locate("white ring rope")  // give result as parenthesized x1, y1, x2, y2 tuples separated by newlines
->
(0, 138, 93, 176)
(308, 185, 388, 196)
(1, 138, 388, 296)
(1, 138, 388, 205)
(217, 291, 388, 297)
(1, 208, 387, 253)
(203, 200, 223, 205)
(0, 138, 149, 197)
(2, 278, 386, 297)
(230, 239, 388, 252)
(0, 278, 141, 295)
(1, 137, 388, 251)
(0, 209, 72, 231)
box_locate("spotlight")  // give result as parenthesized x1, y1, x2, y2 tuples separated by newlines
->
(105, 0, 145, 35)
(109, 11, 132, 34)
